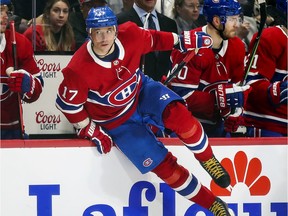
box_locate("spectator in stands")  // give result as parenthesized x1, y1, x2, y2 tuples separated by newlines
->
(173, 0, 206, 34)
(23, 0, 75, 51)
(0, 0, 44, 139)
(69, 0, 107, 50)
(167, 0, 251, 137)
(10, 0, 79, 33)
(117, 0, 178, 81)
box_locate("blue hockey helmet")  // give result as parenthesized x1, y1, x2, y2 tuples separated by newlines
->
(267, 0, 287, 27)
(276, 0, 287, 15)
(86, 6, 117, 30)
(1, 0, 11, 5)
(203, 0, 242, 24)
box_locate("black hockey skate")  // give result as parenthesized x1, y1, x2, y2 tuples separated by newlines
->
(209, 197, 231, 216)
(200, 155, 231, 188)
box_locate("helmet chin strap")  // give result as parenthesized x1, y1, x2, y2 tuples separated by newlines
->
(210, 22, 228, 40)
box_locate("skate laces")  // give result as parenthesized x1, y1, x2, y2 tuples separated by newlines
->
(201, 156, 225, 179)
(209, 200, 227, 216)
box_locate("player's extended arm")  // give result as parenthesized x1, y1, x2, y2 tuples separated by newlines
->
(55, 75, 113, 154)
(163, 31, 213, 85)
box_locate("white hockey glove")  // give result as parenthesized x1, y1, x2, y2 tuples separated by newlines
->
(77, 121, 113, 154)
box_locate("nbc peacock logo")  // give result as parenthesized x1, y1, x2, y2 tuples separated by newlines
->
(211, 151, 271, 196)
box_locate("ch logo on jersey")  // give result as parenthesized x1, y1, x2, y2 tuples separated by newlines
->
(0, 81, 12, 101)
(216, 61, 228, 76)
(108, 73, 140, 107)
(143, 158, 153, 167)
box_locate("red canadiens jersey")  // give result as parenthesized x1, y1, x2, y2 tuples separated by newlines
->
(170, 26, 246, 122)
(56, 22, 175, 130)
(244, 26, 288, 135)
(0, 30, 42, 130)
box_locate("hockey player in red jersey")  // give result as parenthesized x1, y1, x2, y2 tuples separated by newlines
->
(168, 0, 251, 137)
(56, 6, 232, 215)
(0, 0, 44, 139)
(241, 6, 287, 137)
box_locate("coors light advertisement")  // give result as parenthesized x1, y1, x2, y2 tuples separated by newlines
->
(22, 54, 75, 137)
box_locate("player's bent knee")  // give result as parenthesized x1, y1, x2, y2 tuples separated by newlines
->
(163, 101, 202, 139)
(152, 152, 189, 188)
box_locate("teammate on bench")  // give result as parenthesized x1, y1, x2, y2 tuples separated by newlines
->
(0, 0, 44, 139)
(168, 0, 251, 137)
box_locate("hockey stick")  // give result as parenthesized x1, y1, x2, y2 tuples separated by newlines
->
(231, 0, 267, 135)
(10, 21, 18, 70)
(8, 20, 25, 138)
(163, 48, 198, 85)
(240, 0, 267, 85)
